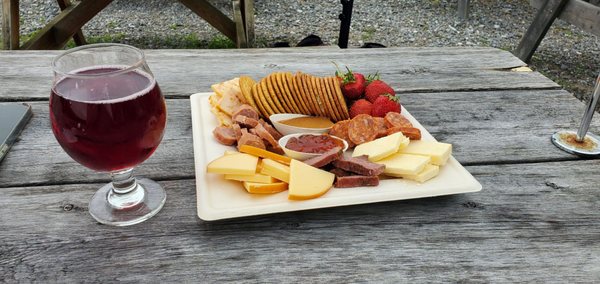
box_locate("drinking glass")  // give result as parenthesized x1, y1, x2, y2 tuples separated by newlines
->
(50, 43, 167, 226)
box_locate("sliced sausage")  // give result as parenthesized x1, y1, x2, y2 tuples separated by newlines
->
(237, 132, 266, 150)
(213, 126, 237, 146)
(258, 119, 283, 141)
(253, 123, 279, 148)
(234, 115, 259, 128)
(373, 117, 388, 138)
(232, 124, 242, 140)
(386, 126, 421, 140)
(384, 112, 413, 128)
(329, 119, 355, 148)
(348, 114, 377, 145)
(232, 104, 259, 120)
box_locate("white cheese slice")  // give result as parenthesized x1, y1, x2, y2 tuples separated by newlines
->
(352, 132, 409, 162)
(386, 164, 440, 183)
(400, 140, 452, 166)
(378, 153, 431, 176)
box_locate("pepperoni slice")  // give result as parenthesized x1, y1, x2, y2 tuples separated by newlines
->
(386, 126, 422, 140)
(348, 114, 377, 145)
(329, 119, 355, 148)
(384, 112, 413, 128)
(373, 117, 388, 138)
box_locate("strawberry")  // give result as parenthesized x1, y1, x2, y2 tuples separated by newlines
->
(335, 66, 366, 100)
(371, 94, 401, 117)
(349, 99, 372, 118)
(364, 73, 395, 103)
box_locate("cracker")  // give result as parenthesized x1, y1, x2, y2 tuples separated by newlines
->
(274, 72, 297, 113)
(251, 82, 270, 119)
(289, 73, 312, 115)
(260, 76, 283, 113)
(265, 73, 288, 113)
(330, 76, 350, 119)
(257, 79, 277, 116)
(279, 72, 303, 114)
(294, 72, 317, 116)
(312, 76, 335, 121)
(322, 76, 342, 122)
(303, 74, 325, 117)
(325, 77, 346, 121)
(239, 76, 259, 111)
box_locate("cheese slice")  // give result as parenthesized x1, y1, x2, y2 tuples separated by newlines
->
(378, 153, 431, 176)
(386, 164, 440, 183)
(400, 140, 452, 166)
(212, 78, 245, 115)
(259, 158, 290, 183)
(352, 132, 409, 161)
(288, 160, 335, 200)
(243, 181, 288, 194)
(225, 173, 278, 183)
(206, 153, 258, 175)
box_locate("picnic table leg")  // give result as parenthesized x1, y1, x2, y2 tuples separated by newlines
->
(338, 0, 353, 48)
(241, 0, 254, 47)
(179, 0, 237, 45)
(513, 0, 569, 63)
(232, 0, 247, 48)
(56, 0, 86, 46)
(2, 0, 19, 50)
(458, 0, 470, 21)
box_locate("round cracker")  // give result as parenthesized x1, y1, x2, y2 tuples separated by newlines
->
(294, 72, 317, 116)
(319, 76, 340, 121)
(312, 76, 336, 121)
(260, 76, 284, 113)
(329, 76, 350, 119)
(303, 74, 325, 117)
(257, 79, 277, 116)
(279, 72, 303, 114)
(325, 77, 346, 121)
(265, 73, 289, 113)
(288, 73, 311, 115)
(275, 72, 296, 113)
(299, 73, 322, 117)
(251, 82, 270, 118)
(322, 76, 342, 122)
(239, 76, 259, 111)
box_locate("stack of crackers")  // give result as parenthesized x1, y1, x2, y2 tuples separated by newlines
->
(209, 72, 350, 125)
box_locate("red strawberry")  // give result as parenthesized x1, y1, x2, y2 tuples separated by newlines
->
(371, 94, 401, 117)
(365, 73, 395, 103)
(335, 66, 366, 100)
(349, 99, 372, 118)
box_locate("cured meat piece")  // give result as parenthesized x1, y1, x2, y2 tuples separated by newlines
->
(329, 119, 355, 148)
(334, 175, 379, 188)
(348, 114, 377, 145)
(237, 132, 266, 150)
(330, 168, 352, 177)
(258, 119, 283, 141)
(373, 117, 388, 138)
(384, 112, 413, 128)
(253, 123, 279, 148)
(386, 126, 422, 140)
(234, 115, 259, 128)
(232, 104, 259, 120)
(266, 144, 285, 155)
(232, 124, 242, 140)
(213, 126, 237, 146)
(332, 156, 385, 176)
(303, 146, 342, 168)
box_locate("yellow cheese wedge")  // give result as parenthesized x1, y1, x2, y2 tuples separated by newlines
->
(400, 140, 452, 166)
(206, 153, 258, 175)
(386, 164, 440, 183)
(378, 153, 431, 176)
(352, 132, 409, 161)
(224, 150, 238, 155)
(288, 160, 335, 200)
(259, 158, 290, 183)
(225, 173, 278, 183)
(239, 144, 292, 165)
(243, 181, 288, 194)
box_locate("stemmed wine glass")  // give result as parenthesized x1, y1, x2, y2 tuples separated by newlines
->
(50, 43, 167, 226)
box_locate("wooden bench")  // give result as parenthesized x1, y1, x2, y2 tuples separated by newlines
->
(514, 0, 600, 62)
(1, 0, 255, 49)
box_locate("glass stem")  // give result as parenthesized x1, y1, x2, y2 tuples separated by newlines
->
(108, 168, 145, 209)
(576, 74, 600, 141)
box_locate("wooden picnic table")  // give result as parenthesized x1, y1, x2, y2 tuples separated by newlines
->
(1, 47, 599, 282)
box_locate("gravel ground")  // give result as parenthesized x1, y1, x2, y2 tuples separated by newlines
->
(4, 0, 600, 105)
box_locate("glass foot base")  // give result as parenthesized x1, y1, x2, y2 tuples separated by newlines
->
(551, 130, 600, 156)
(89, 177, 166, 226)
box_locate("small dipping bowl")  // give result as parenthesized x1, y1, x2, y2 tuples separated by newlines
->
(270, 113, 333, 136)
(278, 133, 348, 161)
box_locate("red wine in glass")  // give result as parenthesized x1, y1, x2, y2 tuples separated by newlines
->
(50, 43, 167, 226)
(50, 66, 166, 172)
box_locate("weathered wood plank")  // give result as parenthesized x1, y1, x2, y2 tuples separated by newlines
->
(0, 47, 558, 101)
(232, 0, 247, 48)
(515, 0, 569, 63)
(178, 0, 237, 43)
(55, 0, 86, 46)
(242, 0, 255, 47)
(1, 0, 19, 50)
(2, 89, 598, 188)
(532, 0, 600, 37)
(0, 160, 599, 282)
(20, 0, 113, 50)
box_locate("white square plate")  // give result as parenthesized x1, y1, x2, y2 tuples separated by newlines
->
(191, 92, 482, 221)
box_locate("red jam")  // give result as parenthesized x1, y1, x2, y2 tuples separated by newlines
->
(285, 134, 345, 154)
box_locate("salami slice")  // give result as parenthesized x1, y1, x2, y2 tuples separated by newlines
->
(386, 126, 422, 140)
(329, 119, 355, 148)
(348, 114, 377, 145)
(384, 112, 413, 128)
(373, 117, 388, 138)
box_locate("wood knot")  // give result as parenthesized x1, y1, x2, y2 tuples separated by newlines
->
(63, 204, 74, 211)
(545, 181, 569, 190)
(462, 201, 482, 209)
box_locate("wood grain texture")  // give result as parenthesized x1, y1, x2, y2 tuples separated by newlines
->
(516, 0, 569, 62)
(0, 47, 559, 101)
(178, 0, 237, 43)
(1, 160, 599, 282)
(532, 0, 600, 37)
(2, 89, 599, 188)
